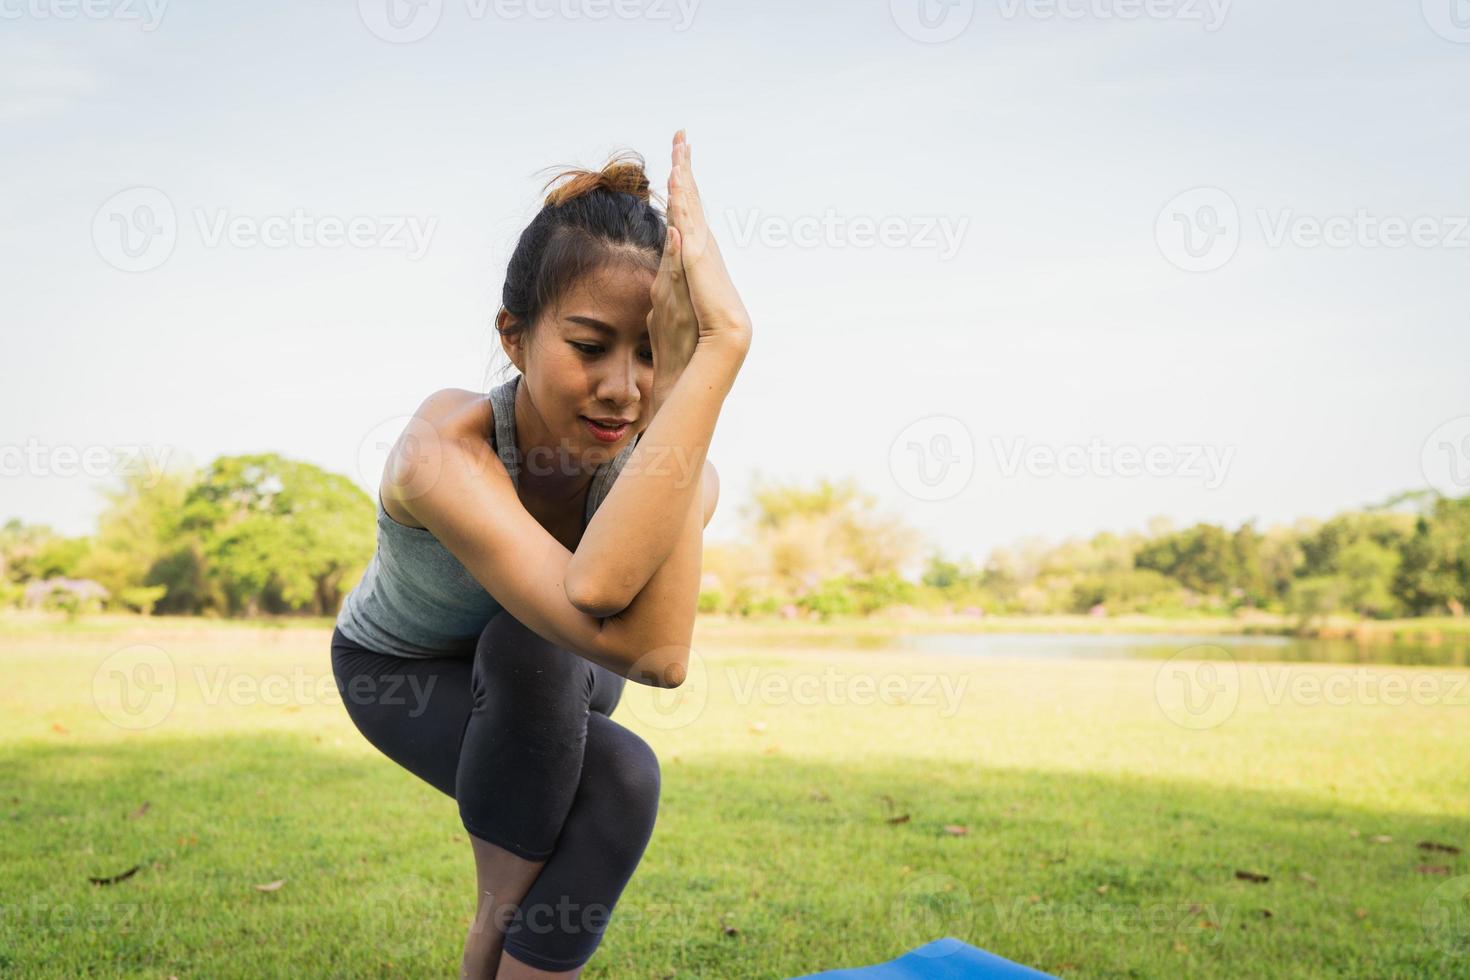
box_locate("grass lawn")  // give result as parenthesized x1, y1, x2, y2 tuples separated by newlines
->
(2, 616, 1468, 978)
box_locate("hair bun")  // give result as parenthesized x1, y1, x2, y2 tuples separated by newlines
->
(541, 151, 651, 208)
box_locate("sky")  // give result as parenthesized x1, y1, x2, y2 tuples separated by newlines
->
(3, 0, 1468, 566)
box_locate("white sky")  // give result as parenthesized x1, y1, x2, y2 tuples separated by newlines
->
(3, 0, 1468, 564)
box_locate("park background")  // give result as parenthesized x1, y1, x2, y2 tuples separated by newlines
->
(4, 1, 1470, 977)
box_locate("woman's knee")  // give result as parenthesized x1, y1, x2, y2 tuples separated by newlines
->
(582, 717, 662, 853)
(472, 613, 595, 710)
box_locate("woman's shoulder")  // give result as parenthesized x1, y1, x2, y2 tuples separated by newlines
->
(380, 388, 502, 528)
(413, 387, 494, 434)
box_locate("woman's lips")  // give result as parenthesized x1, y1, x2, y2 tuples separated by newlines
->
(581, 416, 630, 442)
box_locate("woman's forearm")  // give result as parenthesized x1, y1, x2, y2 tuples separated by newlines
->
(564, 339, 744, 614)
(592, 475, 705, 687)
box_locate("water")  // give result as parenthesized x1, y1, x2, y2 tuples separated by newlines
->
(736, 630, 1470, 668)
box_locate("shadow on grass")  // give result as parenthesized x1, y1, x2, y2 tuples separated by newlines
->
(3, 732, 1467, 979)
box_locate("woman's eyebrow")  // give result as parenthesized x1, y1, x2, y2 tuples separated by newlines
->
(566, 315, 615, 333)
(567, 315, 649, 339)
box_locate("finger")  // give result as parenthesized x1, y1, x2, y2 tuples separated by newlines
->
(658, 223, 680, 277)
(666, 225, 682, 272)
(679, 136, 699, 198)
(666, 226, 691, 297)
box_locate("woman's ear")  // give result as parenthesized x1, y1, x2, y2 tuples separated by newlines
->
(496, 309, 525, 372)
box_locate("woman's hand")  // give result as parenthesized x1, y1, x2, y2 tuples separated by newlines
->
(664, 130, 753, 357)
(646, 186, 699, 418)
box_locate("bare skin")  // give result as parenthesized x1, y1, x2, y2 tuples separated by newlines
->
(379, 129, 750, 979)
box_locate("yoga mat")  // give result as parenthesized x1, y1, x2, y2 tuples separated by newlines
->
(790, 937, 1058, 979)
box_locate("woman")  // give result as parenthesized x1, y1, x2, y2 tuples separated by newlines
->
(330, 129, 752, 978)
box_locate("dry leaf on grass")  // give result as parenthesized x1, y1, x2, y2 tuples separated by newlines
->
(89, 865, 140, 886)
(879, 794, 910, 825)
(253, 879, 287, 892)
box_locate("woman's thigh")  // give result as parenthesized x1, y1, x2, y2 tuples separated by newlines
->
(330, 621, 628, 800)
(331, 627, 475, 798)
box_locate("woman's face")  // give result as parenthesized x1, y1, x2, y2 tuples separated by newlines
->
(508, 260, 657, 475)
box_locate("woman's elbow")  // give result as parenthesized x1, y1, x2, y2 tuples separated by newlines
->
(568, 587, 632, 619)
(565, 571, 632, 618)
(612, 642, 690, 690)
(637, 655, 689, 690)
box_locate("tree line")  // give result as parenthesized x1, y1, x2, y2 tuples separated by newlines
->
(3, 452, 1467, 623)
(922, 491, 1470, 623)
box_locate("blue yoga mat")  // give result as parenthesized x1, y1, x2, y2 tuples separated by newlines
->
(791, 938, 1058, 979)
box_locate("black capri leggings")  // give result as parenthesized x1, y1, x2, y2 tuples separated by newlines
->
(330, 612, 661, 972)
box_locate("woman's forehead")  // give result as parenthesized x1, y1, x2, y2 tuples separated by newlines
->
(557, 264, 654, 326)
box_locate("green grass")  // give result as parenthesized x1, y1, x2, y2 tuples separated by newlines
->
(2, 618, 1468, 977)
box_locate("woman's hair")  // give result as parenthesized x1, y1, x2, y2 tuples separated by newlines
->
(491, 150, 667, 385)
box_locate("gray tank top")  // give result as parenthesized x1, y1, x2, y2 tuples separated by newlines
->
(335, 374, 642, 658)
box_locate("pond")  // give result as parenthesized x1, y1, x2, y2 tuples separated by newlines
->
(736, 630, 1470, 668)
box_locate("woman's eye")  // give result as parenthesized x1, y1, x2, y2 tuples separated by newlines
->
(572, 341, 653, 363)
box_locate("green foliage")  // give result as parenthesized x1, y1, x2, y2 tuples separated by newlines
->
(2, 454, 375, 620)
(117, 585, 168, 616)
(795, 578, 855, 621)
(1, 520, 90, 583)
(1135, 523, 1249, 596)
(1069, 568, 1184, 615)
(1287, 575, 1348, 629)
(727, 586, 783, 618)
(1394, 495, 1470, 616)
(77, 465, 195, 607)
(3, 451, 1468, 624)
(915, 495, 1470, 623)
(181, 454, 375, 616)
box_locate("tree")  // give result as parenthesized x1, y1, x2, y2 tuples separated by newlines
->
(77, 465, 196, 607)
(1135, 524, 1241, 595)
(741, 474, 922, 599)
(1395, 495, 1470, 616)
(180, 454, 375, 616)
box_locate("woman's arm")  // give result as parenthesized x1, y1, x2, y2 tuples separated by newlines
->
(563, 339, 742, 616)
(564, 129, 752, 615)
(391, 344, 737, 688)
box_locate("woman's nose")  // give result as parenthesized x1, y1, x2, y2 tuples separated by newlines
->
(596, 355, 641, 407)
